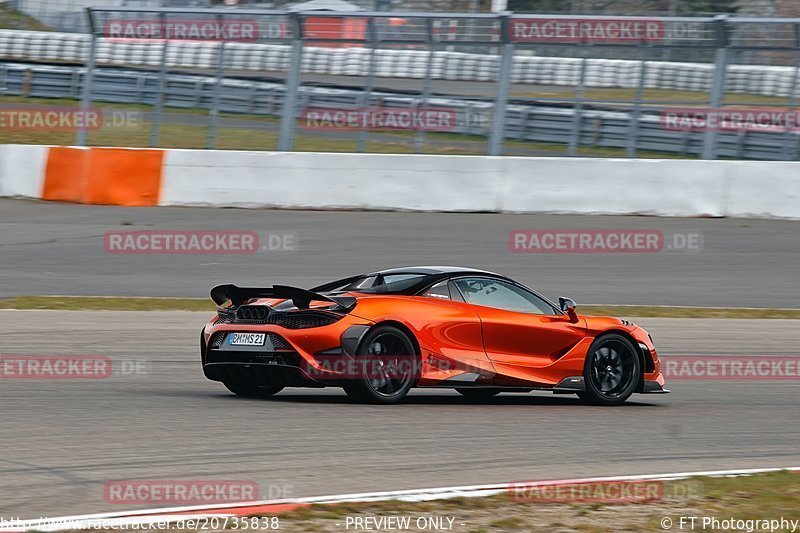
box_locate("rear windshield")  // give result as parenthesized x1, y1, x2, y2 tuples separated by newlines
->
(337, 273, 427, 294)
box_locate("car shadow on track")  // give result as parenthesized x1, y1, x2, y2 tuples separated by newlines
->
(206, 391, 663, 407)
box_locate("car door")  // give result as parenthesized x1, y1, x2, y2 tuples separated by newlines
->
(412, 280, 497, 385)
(451, 277, 586, 384)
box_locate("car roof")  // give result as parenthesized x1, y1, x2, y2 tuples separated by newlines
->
(367, 266, 503, 277)
(311, 266, 512, 295)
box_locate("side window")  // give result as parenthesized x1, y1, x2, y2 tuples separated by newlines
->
(452, 278, 557, 315)
(422, 281, 451, 300)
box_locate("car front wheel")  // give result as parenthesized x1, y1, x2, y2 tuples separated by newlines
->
(578, 333, 640, 406)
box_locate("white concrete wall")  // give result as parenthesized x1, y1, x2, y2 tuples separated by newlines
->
(500, 158, 730, 217)
(161, 151, 503, 212)
(725, 162, 800, 219)
(161, 150, 800, 220)
(0, 144, 47, 199)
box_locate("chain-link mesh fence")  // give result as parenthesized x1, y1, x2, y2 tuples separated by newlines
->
(3, 5, 800, 159)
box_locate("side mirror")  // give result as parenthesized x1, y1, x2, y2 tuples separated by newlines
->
(558, 297, 579, 323)
(559, 297, 576, 312)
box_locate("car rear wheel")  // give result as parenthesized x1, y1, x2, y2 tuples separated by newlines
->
(343, 325, 418, 405)
(578, 333, 640, 406)
(455, 388, 502, 399)
(223, 378, 284, 398)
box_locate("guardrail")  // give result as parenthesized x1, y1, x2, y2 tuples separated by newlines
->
(2, 61, 797, 160)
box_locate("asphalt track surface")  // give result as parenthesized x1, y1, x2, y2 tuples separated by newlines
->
(0, 199, 800, 308)
(1, 310, 799, 519)
(1, 199, 799, 307)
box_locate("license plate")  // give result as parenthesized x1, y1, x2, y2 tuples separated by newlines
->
(228, 333, 266, 346)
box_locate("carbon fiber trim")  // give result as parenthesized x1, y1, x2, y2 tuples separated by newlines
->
(217, 308, 343, 329)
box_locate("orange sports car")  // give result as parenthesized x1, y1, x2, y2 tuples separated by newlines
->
(201, 266, 668, 405)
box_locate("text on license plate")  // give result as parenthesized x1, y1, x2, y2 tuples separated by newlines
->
(229, 333, 266, 346)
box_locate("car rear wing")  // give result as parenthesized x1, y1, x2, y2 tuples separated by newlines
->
(210, 284, 354, 310)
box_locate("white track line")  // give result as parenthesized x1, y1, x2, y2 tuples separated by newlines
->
(3, 466, 799, 532)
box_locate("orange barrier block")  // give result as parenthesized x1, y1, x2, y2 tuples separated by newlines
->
(41, 146, 90, 204)
(84, 148, 164, 206)
(41, 147, 164, 207)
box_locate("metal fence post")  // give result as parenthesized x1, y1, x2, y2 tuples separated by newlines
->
(702, 16, 729, 161)
(357, 17, 378, 153)
(414, 18, 435, 154)
(568, 43, 589, 158)
(207, 13, 227, 150)
(76, 7, 97, 147)
(278, 13, 304, 152)
(627, 43, 649, 158)
(150, 11, 169, 148)
(488, 14, 512, 157)
(783, 23, 800, 161)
